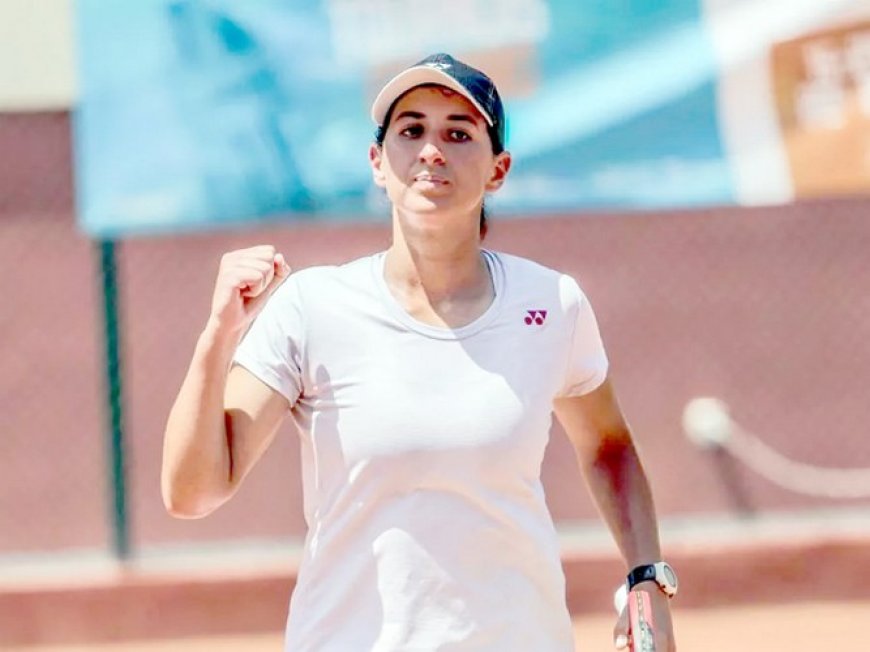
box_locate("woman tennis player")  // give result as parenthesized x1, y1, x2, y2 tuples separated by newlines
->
(162, 53, 677, 651)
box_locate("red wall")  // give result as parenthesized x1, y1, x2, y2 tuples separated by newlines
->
(2, 113, 869, 554)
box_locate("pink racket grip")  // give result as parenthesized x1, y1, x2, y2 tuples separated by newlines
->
(628, 589, 656, 652)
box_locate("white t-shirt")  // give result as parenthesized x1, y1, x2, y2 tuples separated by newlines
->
(233, 250, 608, 652)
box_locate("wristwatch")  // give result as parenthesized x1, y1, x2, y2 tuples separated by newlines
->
(626, 561, 678, 598)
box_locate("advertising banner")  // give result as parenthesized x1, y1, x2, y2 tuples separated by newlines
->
(72, 0, 870, 236)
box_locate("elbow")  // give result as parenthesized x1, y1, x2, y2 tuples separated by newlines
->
(590, 430, 638, 474)
(596, 427, 633, 456)
(161, 476, 228, 519)
(163, 495, 212, 519)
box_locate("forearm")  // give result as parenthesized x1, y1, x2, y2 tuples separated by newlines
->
(580, 433, 663, 568)
(161, 320, 241, 517)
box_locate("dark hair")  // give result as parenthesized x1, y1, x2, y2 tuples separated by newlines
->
(374, 86, 501, 239)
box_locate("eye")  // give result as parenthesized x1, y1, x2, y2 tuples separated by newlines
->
(399, 124, 423, 138)
(449, 129, 471, 142)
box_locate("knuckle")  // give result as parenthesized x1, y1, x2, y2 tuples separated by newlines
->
(251, 244, 274, 257)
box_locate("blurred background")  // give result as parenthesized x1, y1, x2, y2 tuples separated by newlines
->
(2, 0, 869, 650)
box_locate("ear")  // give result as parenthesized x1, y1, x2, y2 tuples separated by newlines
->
(369, 143, 386, 188)
(484, 151, 512, 192)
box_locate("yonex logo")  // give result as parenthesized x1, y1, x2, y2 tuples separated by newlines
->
(426, 61, 451, 71)
(524, 310, 547, 326)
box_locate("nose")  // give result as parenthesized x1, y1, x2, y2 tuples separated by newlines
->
(418, 140, 445, 166)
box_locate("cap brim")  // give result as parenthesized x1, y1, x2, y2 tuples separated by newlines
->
(371, 66, 494, 127)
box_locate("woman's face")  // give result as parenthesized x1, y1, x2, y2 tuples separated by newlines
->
(369, 85, 511, 232)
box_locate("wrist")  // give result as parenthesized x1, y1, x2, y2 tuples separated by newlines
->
(205, 312, 246, 336)
(626, 561, 678, 599)
(200, 317, 246, 355)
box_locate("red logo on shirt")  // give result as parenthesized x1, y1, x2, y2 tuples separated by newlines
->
(524, 310, 547, 325)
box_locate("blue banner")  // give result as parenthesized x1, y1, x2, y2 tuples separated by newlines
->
(73, 0, 867, 236)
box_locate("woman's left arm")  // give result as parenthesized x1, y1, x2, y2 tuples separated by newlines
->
(553, 377, 676, 651)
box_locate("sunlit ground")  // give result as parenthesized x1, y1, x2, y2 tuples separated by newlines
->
(9, 600, 865, 652)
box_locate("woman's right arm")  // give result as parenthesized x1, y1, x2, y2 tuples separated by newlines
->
(161, 246, 291, 519)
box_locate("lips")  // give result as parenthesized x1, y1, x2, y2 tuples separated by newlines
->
(413, 172, 449, 185)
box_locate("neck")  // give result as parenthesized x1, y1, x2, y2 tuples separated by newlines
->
(385, 208, 489, 305)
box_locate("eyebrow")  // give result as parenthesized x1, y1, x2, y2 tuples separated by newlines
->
(393, 110, 482, 126)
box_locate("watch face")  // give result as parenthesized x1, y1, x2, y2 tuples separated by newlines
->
(662, 564, 677, 587)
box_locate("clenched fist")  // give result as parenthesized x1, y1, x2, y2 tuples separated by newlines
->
(208, 245, 291, 336)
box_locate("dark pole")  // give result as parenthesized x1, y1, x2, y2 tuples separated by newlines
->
(98, 239, 130, 560)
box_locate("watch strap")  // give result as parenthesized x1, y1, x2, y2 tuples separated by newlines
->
(627, 564, 659, 591)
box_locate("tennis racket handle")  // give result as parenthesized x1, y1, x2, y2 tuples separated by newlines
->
(628, 589, 656, 652)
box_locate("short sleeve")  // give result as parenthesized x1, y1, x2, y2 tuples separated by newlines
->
(232, 275, 305, 406)
(557, 275, 609, 398)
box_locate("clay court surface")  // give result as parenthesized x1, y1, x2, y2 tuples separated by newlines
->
(3, 119, 869, 652)
(8, 601, 865, 652)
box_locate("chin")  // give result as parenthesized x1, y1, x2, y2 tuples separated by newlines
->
(393, 191, 478, 228)
(402, 192, 472, 214)
(399, 197, 449, 217)
(396, 206, 450, 232)
(401, 208, 446, 229)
